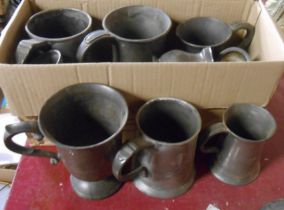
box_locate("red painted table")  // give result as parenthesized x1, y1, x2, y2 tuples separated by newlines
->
(4, 78, 284, 210)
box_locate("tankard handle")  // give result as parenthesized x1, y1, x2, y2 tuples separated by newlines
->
(4, 121, 60, 165)
(199, 122, 228, 154)
(15, 39, 50, 64)
(112, 137, 152, 182)
(76, 30, 119, 62)
(230, 22, 255, 49)
(218, 47, 251, 62)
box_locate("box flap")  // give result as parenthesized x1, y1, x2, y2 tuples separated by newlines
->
(32, 0, 254, 22)
(0, 0, 32, 63)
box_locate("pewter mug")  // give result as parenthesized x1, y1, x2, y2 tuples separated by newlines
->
(24, 49, 62, 64)
(159, 47, 214, 62)
(200, 103, 276, 185)
(159, 47, 249, 62)
(77, 5, 172, 62)
(16, 8, 92, 62)
(176, 17, 255, 59)
(15, 40, 63, 64)
(260, 199, 284, 210)
(112, 98, 202, 198)
(4, 83, 128, 199)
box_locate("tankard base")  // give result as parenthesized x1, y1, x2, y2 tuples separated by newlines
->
(70, 175, 122, 200)
(210, 165, 260, 186)
(133, 173, 195, 199)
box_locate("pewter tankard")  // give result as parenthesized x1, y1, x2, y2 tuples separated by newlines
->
(200, 103, 276, 185)
(176, 17, 255, 59)
(112, 98, 202, 198)
(159, 47, 214, 62)
(16, 8, 92, 63)
(77, 5, 172, 62)
(158, 47, 250, 62)
(4, 83, 128, 199)
(24, 49, 62, 64)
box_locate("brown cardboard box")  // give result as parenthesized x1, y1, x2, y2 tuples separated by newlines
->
(0, 0, 283, 117)
(0, 166, 16, 183)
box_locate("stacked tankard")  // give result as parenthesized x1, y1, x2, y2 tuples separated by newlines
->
(5, 5, 276, 200)
(4, 83, 277, 199)
(15, 5, 254, 64)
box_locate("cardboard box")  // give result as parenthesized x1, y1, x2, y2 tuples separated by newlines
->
(0, 167, 16, 183)
(0, 0, 284, 117)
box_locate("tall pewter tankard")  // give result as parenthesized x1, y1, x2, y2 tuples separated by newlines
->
(4, 83, 129, 199)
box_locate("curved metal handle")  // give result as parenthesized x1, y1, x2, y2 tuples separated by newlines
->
(4, 121, 60, 165)
(76, 30, 118, 62)
(112, 137, 152, 182)
(200, 122, 228, 154)
(218, 47, 251, 62)
(230, 22, 255, 49)
(15, 39, 50, 64)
